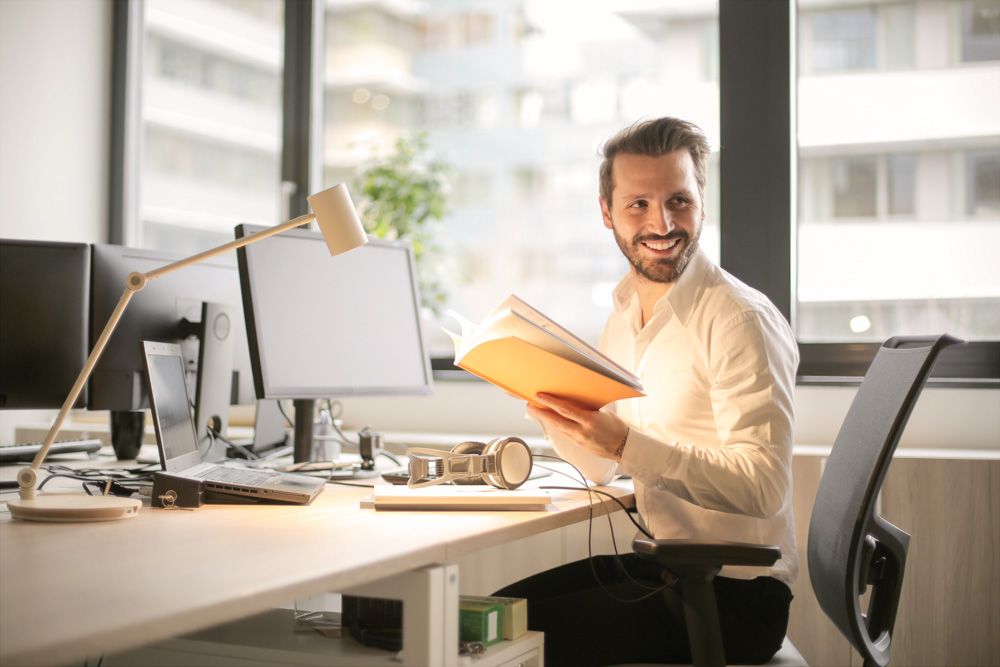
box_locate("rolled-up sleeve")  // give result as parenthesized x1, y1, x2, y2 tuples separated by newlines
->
(617, 308, 798, 518)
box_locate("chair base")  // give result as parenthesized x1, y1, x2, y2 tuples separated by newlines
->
(768, 639, 808, 666)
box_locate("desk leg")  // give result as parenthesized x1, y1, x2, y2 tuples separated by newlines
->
(343, 563, 459, 667)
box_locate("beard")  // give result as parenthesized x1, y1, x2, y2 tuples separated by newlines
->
(611, 221, 701, 284)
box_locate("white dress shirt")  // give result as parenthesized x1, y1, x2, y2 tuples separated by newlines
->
(547, 248, 799, 585)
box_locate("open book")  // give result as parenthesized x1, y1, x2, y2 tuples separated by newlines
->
(444, 295, 644, 410)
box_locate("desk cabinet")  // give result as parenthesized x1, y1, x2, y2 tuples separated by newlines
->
(109, 565, 543, 667)
(108, 610, 543, 667)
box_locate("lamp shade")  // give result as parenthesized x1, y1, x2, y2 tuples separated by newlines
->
(308, 183, 368, 256)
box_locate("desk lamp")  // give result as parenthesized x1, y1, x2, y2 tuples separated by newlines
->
(8, 184, 368, 522)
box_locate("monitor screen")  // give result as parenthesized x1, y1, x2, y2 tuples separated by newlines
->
(0, 239, 90, 410)
(89, 243, 256, 412)
(236, 225, 433, 400)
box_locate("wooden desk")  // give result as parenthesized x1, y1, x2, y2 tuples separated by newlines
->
(0, 473, 634, 667)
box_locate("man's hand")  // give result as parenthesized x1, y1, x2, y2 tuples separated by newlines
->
(527, 393, 630, 462)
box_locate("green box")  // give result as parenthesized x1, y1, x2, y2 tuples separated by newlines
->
(460, 595, 527, 640)
(458, 598, 504, 647)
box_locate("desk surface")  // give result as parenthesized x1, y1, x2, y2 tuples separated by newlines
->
(0, 466, 633, 667)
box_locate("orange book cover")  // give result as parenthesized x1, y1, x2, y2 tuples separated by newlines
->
(445, 295, 643, 410)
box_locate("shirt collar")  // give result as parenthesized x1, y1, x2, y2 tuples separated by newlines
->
(611, 246, 712, 329)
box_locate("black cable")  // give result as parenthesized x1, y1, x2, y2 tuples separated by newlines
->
(326, 479, 381, 488)
(276, 400, 294, 428)
(531, 454, 671, 603)
(32, 465, 153, 498)
(377, 450, 401, 466)
(539, 485, 652, 540)
(324, 400, 403, 466)
(207, 426, 259, 461)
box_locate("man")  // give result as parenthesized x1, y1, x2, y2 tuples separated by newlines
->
(496, 117, 799, 666)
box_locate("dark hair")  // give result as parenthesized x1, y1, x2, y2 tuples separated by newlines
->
(598, 117, 710, 206)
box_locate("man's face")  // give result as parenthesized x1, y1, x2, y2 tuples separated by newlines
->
(601, 150, 705, 285)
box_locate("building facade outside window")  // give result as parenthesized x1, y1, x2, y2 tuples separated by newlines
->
(133, 0, 284, 256)
(797, 0, 999, 343)
(124, 0, 998, 370)
(320, 0, 722, 352)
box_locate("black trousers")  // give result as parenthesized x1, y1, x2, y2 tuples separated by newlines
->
(493, 553, 792, 667)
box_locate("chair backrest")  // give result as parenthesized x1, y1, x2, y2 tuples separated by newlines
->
(807, 334, 961, 667)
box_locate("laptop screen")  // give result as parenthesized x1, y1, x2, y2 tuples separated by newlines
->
(143, 341, 202, 473)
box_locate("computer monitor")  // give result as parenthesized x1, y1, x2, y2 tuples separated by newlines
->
(236, 225, 433, 463)
(0, 239, 90, 411)
(89, 243, 256, 459)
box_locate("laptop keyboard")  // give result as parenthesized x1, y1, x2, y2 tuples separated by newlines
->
(196, 466, 279, 486)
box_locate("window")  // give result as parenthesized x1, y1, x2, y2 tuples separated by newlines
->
(117, 0, 285, 257)
(801, 152, 916, 221)
(112, 0, 997, 383)
(797, 0, 1000, 348)
(960, 0, 1000, 63)
(887, 153, 916, 216)
(803, 2, 916, 74)
(321, 0, 721, 352)
(966, 148, 1000, 216)
(832, 156, 878, 218)
(810, 6, 879, 72)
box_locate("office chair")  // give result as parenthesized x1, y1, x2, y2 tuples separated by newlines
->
(630, 334, 962, 667)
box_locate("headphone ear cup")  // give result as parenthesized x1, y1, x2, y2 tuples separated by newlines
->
(451, 441, 486, 485)
(451, 441, 485, 455)
(482, 436, 532, 490)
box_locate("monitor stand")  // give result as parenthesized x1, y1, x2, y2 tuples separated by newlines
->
(193, 301, 237, 462)
(250, 399, 288, 454)
(291, 398, 379, 478)
(292, 399, 315, 464)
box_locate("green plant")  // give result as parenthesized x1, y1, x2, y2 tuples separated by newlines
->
(352, 131, 455, 316)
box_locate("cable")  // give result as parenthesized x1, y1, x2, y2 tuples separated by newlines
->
(323, 400, 402, 466)
(539, 485, 652, 539)
(32, 464, 154, 498)
(329, 405, 362, 450)
(531, 453, 672, 603)
(207, 426, 259, 461)
(377, 450, 401, 466)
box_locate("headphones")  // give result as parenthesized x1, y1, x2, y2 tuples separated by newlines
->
(406, 437, 533, 490)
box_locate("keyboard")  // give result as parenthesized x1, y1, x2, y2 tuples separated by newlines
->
(195, 466, 279, 485)
(0, 439, 104, 463)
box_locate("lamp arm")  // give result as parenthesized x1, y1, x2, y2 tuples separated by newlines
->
(17, 281, 141, 499)
(144, 213, 315, 280)
(16, 212, 319, 500)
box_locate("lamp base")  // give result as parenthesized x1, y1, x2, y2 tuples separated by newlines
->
(7, 493, 141, 522)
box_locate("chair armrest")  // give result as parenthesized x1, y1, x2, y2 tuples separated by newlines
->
(632, 536, 781, 569)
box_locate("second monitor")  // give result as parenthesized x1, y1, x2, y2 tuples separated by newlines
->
(235, 225, 433, 464)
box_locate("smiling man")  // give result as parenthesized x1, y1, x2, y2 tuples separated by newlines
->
(495, 117, 800, 666)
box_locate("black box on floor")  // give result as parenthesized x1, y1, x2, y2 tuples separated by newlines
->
(341, 595, 403, 651)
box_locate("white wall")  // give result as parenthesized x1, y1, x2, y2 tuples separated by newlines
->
(0, 0, 112, 445)
(0, 0, 111, 243)
(335, 382, 1000, 452)
(1, 0, 997, 453)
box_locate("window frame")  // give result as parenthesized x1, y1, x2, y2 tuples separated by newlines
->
(110, 0, 999, 388)
(720, 0, 997, 388)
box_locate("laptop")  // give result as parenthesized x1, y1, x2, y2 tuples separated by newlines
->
(141, 341, 324, 505)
